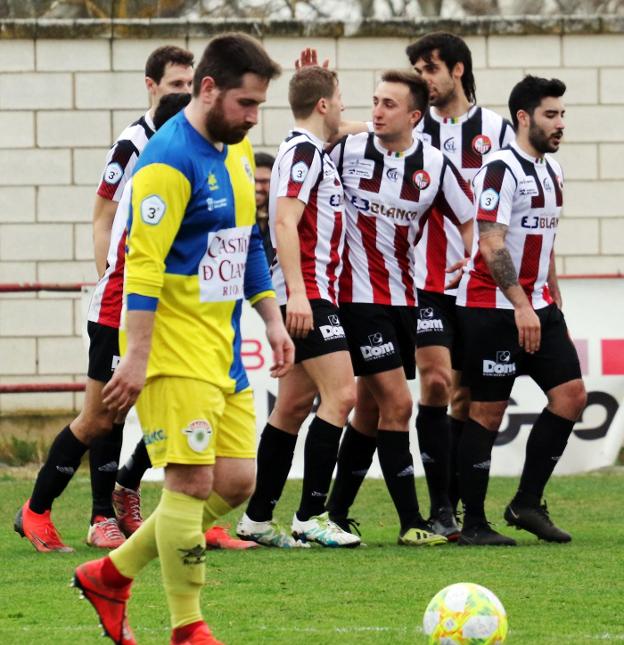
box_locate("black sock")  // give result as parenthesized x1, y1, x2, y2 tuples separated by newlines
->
(326, 424, 376, 518)
(89, 422, 124, 521)
(377, 429, 421, 533)
(296, 416, 343, 521)
(29, 425, 88, 514)
(416, 404, 451, 514)
(116, 438, 152, 491)
(448, 417, 464, 511)
(513, 408, 575, 507)
(246, 424, 297, 522)
(458, 418, 498, 527)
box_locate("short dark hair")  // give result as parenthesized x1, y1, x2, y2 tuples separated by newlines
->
(406, 32, 476, 104)
(254, 152, 275, 170)
(508, 75, 566, 130)
(288, 67, 338, 119)
(145, 45, 194, 84)
(153, 92, 191, 130)
(379, 70, 429, 113)
(193, 32, 281, 96)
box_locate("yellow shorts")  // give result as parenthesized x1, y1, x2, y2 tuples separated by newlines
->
(136, 376, 257, 469)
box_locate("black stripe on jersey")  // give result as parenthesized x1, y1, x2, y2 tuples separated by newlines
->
(328, 136, 348, 177)
(441, 157, 474, 202)
(399, 140, 425, 202)
(461, 107, 484, 169)
(421, 111, 441, 149)
(500, 120, 514, 148)
(358, 133, 384, 194)
(132, 116, 155, 139)
(545, 161, 563, 207)
(108, 138, 139, 163)
(509, 147, 545, 209)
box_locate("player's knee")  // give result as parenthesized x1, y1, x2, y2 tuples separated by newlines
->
(71, 414, 113, 443)
(219, 478, 255, 508)
(274, 394, 312, 427)
(328, 382, 357, 422)
(470, 402, 506, 432)
(552, 380, 587, 420)
(419, 366, 451, 405)
(380, 392, 413, 427)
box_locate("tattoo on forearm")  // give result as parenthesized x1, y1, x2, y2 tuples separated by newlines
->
(488, 247, 519, 290)
(478, 221, 507, 238)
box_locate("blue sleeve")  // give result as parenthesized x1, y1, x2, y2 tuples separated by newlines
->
(244, 223, 275, 302)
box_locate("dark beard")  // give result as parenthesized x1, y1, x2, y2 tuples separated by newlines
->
(528, 120, 560, 154)
(205, 96, 250, 145)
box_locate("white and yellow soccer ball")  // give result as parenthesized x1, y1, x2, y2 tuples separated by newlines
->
(423, 582, 508, 644)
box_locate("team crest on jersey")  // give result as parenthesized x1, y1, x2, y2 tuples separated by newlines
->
(183, 419, 212, 453)
(556, 174, 563, 190)
(207, 172, 219, 191)
(472, 134, 492, 155)
(104, 162, 123, 185)
(412, 169, 431, 190)
(291, 160, 309, 183)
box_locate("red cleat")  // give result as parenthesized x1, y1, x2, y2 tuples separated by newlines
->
(205, 525, 259, 550)
(14, 500, 74, 553)
(112, 487, 143, 537)
(73, 557, 136, 645)
(171, 621, 225, 644)
(87, 516, 126, 549)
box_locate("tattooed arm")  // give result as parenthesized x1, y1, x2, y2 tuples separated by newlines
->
(479, 221, 541, 353)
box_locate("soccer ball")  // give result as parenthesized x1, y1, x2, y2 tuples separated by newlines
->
(422, 582, 508, 644)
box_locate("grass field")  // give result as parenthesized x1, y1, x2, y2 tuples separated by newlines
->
(1, 470, 623, 644)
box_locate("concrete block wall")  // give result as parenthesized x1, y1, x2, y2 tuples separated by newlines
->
(0, 17, 623, 412)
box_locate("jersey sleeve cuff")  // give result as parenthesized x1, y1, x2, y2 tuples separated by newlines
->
(127, 293, 159, 311)
(248, 290, 276, 306)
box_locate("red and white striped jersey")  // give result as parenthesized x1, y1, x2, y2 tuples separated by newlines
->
(87, 180, 131, 327)
(330, 132, 473, 306)
(96, 111, 155, 202)
(414, 106, 515, 294)
(89, 112, 154, 328)
(457, 141, 563, 310)
(269, 128, 345, 306)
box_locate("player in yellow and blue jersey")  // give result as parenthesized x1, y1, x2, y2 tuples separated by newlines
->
(73, 34, 290, 645)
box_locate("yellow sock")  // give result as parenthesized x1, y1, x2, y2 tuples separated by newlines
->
(202, 492, 233, 531)
(110, 508, 158, 579)
(157, 488, 206, 629)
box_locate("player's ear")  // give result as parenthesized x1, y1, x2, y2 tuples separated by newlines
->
(145, 76, 156, 94)
(199, 76, 217, 102)
(452, 61, 464, 81)
(516, 109, 530, 129)
(317, 97, 328, 114)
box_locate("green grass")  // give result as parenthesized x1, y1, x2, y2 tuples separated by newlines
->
(1, 472, 623, 644)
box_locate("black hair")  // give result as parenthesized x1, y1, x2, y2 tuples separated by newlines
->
(153, 92, 191, 130)
(145, 45, 194, 84)
(508, 75, 566, 130)
(193, 32, 281, 95)
(254, 152, 275, 169)
(406, 32, 476, 104)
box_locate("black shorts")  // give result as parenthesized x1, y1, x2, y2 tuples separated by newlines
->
(281, 299, 350, 364)
(87, 321, 120, 383)
(415, 288, 463, 370)
(339, 302, 417, 379)
(458, 303, 582, 402)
